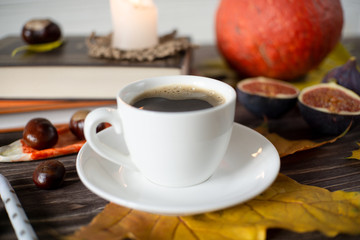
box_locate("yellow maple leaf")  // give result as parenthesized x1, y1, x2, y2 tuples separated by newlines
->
(348, 142, 360, 160)
(291, 42, 351, 90)
(254, 124, 348, 158)
(66, 174, 360, 240)
(197, 42, 350, 91)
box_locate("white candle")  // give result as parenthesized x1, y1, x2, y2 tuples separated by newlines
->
(110, 0, 159, 50)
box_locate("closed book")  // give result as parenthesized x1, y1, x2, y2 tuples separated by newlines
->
(0, 36, 192, 99)
(0, 99, 116, 132)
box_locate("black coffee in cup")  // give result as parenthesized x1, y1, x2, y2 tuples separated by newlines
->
(131, 85, 225, 112)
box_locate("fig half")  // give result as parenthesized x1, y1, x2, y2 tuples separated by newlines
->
(298, 83, 360, 135)
(236, 77, 299, 118)
(322, 57, 360, 96)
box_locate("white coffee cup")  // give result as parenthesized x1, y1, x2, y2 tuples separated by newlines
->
(84, 75, 236, 187)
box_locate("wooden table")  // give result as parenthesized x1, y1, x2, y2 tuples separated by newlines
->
(1, 38, 360, 240)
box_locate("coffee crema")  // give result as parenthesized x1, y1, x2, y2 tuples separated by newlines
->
(131, 84, 225, 112)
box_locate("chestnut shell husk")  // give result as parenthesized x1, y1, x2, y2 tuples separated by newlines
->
(298, 83, 360, 135)
(322, 57, 360, 96)
(236, 77, 299, 118)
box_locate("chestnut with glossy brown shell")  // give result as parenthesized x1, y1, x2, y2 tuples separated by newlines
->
(69, 110, 90, 140)
(22, 19, 61, 44)
(23, 118, 58, 150)
(69, 110, 109, 139)
(33, 160, 66, 190)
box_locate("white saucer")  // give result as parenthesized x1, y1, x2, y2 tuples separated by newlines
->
(76, 123, 280, 216)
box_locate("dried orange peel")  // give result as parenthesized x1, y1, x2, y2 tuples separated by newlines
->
(0, 125, 84, 162)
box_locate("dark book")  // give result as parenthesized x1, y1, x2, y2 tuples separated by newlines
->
(0, 36, 191, 99)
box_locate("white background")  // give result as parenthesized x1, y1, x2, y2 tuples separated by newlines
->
(0, 0, 359, 45)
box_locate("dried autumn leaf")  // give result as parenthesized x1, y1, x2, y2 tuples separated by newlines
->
(254, 124, 348, 158)
(197, 43, 350, 91)
(11, 39, 64, 57)
(290, 42, 351, 90)
(67, 174, 360, 240)
(347, 142, 360, 160)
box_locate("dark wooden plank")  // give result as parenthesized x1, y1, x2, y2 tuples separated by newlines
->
(0, 37, 359, 240)
(0, 154, 108, 239)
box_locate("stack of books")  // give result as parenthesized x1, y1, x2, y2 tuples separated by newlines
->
(0, 36, 192, 131)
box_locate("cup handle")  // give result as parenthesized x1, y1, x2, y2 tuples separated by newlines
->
(84, 107, 138, 171)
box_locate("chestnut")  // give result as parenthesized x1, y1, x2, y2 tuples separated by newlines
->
(33, 160, 65, 190)
(96, 122, 108, 133)
(23, 118, 58, 150)
(70, 110, 109, 140)
(22, 19, 61, 44)
(69, 110, 90, 140)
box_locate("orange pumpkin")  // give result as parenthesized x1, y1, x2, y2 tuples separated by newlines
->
(216, 0, 343, 81)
